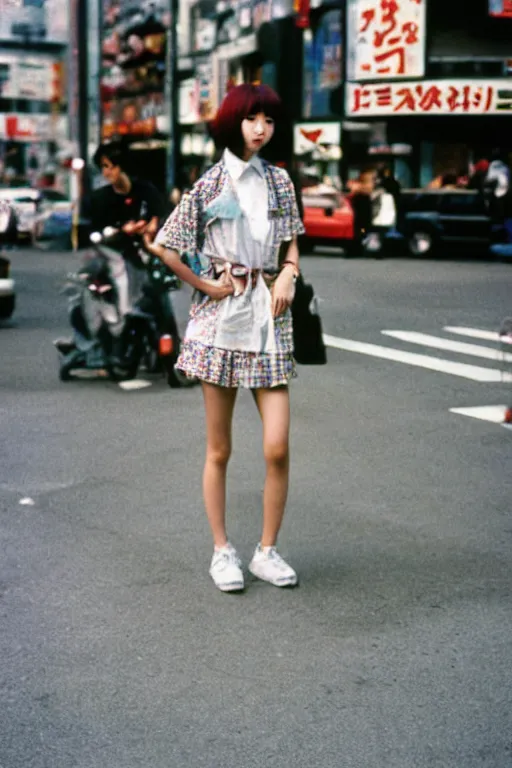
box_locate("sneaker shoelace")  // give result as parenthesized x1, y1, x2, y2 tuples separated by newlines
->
(217, 548, 240, 568)
(265, 547, 289, 570)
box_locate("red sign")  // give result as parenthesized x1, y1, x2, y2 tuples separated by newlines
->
(347, 0, 426, 81)
(294, 0, 311, 28)
(489, 1, 512, 17)
(346, 80, 512, 116)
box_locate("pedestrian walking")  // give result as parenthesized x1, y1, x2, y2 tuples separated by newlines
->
(144, 84, 304, 592)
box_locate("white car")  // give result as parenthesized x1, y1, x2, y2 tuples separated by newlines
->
(32, 189, 73, 242)
(0, 202, 16, 319)
(0, 187, 41, 241)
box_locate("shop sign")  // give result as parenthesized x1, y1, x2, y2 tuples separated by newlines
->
(193, 17, 216, 51)
(346, 0, 426, 81)
(195, 56, 216, 121)
(179, 78, 201, 125)
(346, 79, 512, 116)
(294, 121, 341, 159)
(303, 8, 342, 118)
(0, 113, 67, 141)
(0, 54, 62, 102)
(0, 0, 69, 44)
(294, 0, 311, 28)
(489, 0, 512, 17)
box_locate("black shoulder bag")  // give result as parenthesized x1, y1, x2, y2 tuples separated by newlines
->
(291, 271, 327, 365)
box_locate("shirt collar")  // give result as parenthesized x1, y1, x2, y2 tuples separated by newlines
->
(223, 148, 264, 181)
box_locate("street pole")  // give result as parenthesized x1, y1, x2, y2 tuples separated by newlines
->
(166, 0, 179, 194)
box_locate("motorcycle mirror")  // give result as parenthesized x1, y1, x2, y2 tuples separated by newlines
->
(90, 231, 102, 244)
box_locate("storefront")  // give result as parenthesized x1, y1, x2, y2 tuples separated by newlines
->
(98, 0, 171, 192)
(0, 0, 69, 189)
(0, 52, 67, 188)
(344, 0, 512, 187)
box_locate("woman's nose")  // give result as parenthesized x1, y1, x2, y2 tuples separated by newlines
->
(254, 120, 265, 134)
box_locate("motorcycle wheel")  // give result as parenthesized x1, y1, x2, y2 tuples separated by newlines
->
(58, 349, 84, 381)
(167, 364, 198, 388)
(107, 362, 139, 382)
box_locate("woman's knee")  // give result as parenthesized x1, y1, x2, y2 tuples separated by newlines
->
(263, 438, 289, 467)
(206, 439, 232, 467)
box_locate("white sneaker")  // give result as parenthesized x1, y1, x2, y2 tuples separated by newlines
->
(209, 544, 244, 592)
(249, 544, 298, 587)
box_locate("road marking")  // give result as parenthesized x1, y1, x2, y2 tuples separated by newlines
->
(118, 379, 153, 391)
(323, 334, 512, 382)
(450, 405, 508, 423)
(443, 326, 501, 342)
(381, 330, 512, 363)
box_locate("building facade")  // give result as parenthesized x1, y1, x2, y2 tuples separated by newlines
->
(343, 0, 512, 187)
(0, 0, 69, 189)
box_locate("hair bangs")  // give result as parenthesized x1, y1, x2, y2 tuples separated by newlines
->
(243, 86, 282, 121)
(210, 83, 282, 154)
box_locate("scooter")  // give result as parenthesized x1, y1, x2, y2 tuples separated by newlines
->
(54, 227, 195, 387)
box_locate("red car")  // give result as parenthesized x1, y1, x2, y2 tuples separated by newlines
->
(301, 186, 355, 254)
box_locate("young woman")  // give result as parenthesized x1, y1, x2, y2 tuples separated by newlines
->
(144, 84, 304, 592)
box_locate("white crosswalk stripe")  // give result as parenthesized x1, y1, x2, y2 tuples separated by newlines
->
(381, 330, 512, 363)
(443, 326, 501, 342)
(323, 327, 512, 383)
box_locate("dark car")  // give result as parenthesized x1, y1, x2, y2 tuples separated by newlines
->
(397, 189, 498, 257)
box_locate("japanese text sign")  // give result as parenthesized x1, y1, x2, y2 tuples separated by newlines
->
(347, 0, 426, 81)
(346, 80, 512, 116)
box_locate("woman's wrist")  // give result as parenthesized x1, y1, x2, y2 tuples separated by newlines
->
(280, 261, 300, 279)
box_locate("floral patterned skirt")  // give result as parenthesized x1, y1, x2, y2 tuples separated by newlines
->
(176, 296, 296, 389)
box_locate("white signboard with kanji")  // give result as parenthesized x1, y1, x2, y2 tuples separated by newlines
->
(346, 80, 512, 116)
(346, 0, 426, 81)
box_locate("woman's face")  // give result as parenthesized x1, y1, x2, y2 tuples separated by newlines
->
(241, 112, 275, 159)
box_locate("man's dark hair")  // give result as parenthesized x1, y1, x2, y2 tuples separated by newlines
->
(93, 141, 128, 171)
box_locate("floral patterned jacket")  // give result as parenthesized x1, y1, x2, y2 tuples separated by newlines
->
(155, 157, 304, 268)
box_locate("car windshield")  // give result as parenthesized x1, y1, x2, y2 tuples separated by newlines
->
(302, 185, 342, 208)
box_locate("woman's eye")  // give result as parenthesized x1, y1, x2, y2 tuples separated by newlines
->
(246, 115, 256, 121)
(266, 118, 274, 125)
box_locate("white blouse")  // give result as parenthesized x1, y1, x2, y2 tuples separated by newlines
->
(223, 148, 270, 243)
(201, 148, 275, 271)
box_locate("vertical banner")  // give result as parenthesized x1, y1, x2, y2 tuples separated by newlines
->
(346, 0, 426, 81)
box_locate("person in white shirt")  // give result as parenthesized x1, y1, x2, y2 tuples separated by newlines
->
(145, 84, 304, 592)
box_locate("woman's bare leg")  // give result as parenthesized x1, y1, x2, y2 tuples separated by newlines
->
(253, 386, 290, 547)
(202, 382, 238, 548)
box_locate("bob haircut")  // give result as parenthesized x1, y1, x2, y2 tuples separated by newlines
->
(210, 83, 282, 156)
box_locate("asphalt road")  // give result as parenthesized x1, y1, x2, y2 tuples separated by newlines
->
(1, 247, 511, 768)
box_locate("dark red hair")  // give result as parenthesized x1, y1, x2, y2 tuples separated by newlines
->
(209, 83, 282, 156)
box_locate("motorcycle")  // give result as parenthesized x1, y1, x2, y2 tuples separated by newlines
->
(54, 227, 195, 388)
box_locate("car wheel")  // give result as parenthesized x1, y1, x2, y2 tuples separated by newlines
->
(408, 231, 433, 257)
(0, 294, 15, 320)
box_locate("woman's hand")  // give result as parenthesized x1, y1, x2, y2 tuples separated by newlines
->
(199, 271, 235, 301)
(271, 267, 296, 317)
(142, 233, 165, 258)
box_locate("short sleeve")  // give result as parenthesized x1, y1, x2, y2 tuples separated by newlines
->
(287, 175, 305, 237)
(155, 187, 201, 257)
